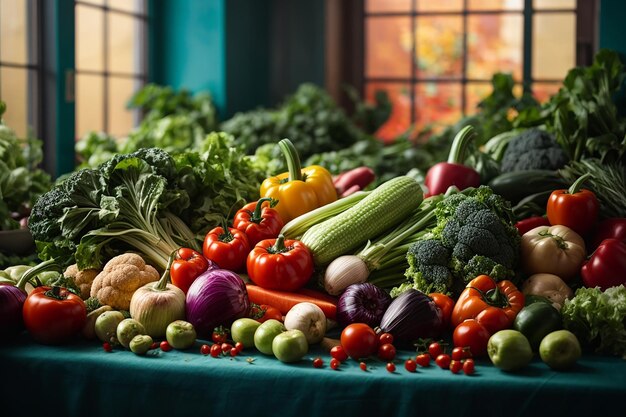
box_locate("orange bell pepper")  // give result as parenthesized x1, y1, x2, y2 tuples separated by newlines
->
(451, 274, 525, 334)
(260, 139, 337, 223)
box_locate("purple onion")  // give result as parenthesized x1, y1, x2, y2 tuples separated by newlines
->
(185, 268, 250, 336)
(0, 285, 27, 340)
(379, 289, 442, 344)
(337, 283, 392, 328)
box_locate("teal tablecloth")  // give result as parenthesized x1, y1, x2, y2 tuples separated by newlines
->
(1, 333, 624, 417)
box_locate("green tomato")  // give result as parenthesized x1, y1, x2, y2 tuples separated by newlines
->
(272, 329, 308, 363)
(129, 334, 154, 355)
(165, 320, 197, 350)
(231, 318, 261, 349)
(253, 319, 285, 355)
(513, 302, 562, 351)
(539, 330, 581, 371)
(487, 329, 533, 372)
(95, 311, 125, 344)
(116, 318, 146, 349)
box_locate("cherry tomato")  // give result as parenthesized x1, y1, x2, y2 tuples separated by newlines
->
(200, 344, 210, 355)
(330, 358, 341, 370)
(150, 342, 159, 350)
(160, 341, 172, 352)
(103, 342, 113, 352)
(386, 362, 396, 373)
(330, 345, 348, 362)
(378, 332, 394, 346)
(453, 319, 491, 358)
(212, 326, 229, 344)
(221, 342, 234, 355)
(451, 346, 472, 361)
(210, 344, 221, 358)
(235, 342, 244, 353)
(435, 354, 451, 369)
(313, 357, 324, 368)
(450, 360, 463, 374)
(377, 343, 396, 361)
(359, 362, 367, 371)
(340, 323, 378, 360)
(429, 293, 455, 330)
(415, 353, 431, 367)
(405, 359, 417, 373)
(428, 341, 443, 358)
(463, 358, 475, 375)
(230, 347, 238, 357)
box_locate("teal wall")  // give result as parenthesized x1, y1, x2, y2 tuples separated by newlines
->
(599, 0, 626, 114)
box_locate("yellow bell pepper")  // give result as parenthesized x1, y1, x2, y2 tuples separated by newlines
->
(260, 139, 337, 223)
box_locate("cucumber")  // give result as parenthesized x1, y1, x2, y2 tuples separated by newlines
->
(488, 170, 567, 204)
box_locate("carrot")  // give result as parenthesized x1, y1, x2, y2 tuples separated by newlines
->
(245, 284, 338, 320)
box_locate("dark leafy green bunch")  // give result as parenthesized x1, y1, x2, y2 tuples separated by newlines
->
(500, 129, 569, 172)
(393, 186, 520, 297)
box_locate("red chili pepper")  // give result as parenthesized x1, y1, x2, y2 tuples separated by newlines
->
(202, 220, 251, 272)
(232, 198, 284, 247)
(246, 234, 314, 291)
(588, 218, 626, 252)
(333, 167, 376, 197)
(581, 238, 626, 290)
(22, 286, 87, 345)
(424, 126, 481, 197)
(515, 216, 551, 236)
(546, 173, 599, 237)
(249, 303, 284, 323)
(170, 247, 211, 294)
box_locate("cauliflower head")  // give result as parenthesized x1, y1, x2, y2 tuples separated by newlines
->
(90, 253, 159, 310)
(64, 264, 101, 300)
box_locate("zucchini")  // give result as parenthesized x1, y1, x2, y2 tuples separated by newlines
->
(300, 176, 423, 266)
(488, 170, 567, 204)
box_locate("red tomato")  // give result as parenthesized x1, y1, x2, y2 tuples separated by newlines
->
(475, 306, 511, 335)
(160, 341, 172, 352)
(235, 342, 244, 353)
(435, 354, 451, 369)
(415, 353, 431, 367)
(200, 344, 210, 355)
(378, 332, 394, 346)
(449, 360, 463, 374)
(330, 345, 348, 362)
(451, 346, 472, 361)
(203, 224, 250, 272)
(404, 359, 417, 373)
(313, 357, 324, 368)
(211, 326, 229, 344)
(428, 341, 443, 359)
(453, 319, 491, 358)
(377, 343, 396, 361)
(463, 358, 475, 375)
(340, 323, 378, 360)
(359, 362, 367, 371)
(330, 358, 341, 370)
(210, 344, 221, 358)
(429, 293, 455, 330)
(22, 286, 87, 345)
(386, 362, 396, 373)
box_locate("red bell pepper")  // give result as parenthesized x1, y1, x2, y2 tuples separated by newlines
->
(424, 126, 481, 197)
(546, 173, 599, 237)
(451, 274, 525, 334)
(581, 238, 626, 290)
(170, 247, 211, 294)
(232, 198, 284, 247)
(588, 218, 626, 252)
(202, 220, 251, 272)
(246, 234, 314, 291)
(22, 286, 87, 345)
(515, 216, 551, 236)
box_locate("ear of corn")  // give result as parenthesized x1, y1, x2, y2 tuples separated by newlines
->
(300, 176, 423, 266)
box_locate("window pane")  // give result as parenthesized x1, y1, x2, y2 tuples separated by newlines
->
(109, 0, 146, 14)
(532, 13, 576, 80)
(415, 82, 462, 131)
(467, 14, 523, 80)
(76, 74, 104, 138)
(1, 0, 27, 64)
(534, 0, 575, 9)
(81, 0, 105, 5)
(366, 17, 412, 78)
(365, 82, 411, 143)
(532, 82, 561, 103)
(108, 76, 139, 137)
(416, 16, 463, 79)
(417, 0, 462, 12)
(76, 5, 104, 72)
(0, 67, 28, 137)
(108, 12, 141, 74)
(366, 0, 410, 13)
(467, 0, 523, 10)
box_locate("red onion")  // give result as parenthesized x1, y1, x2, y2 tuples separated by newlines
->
(185, 268, 250, 336)
(0, 285, 27, 339)
(379, 289, 442, 344)
(337, 283, 391, 328)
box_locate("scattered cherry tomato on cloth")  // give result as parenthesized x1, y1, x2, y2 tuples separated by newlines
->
(415, 353, 431, 367)
(377, 343, 396, 361)
(233, 198, 284, 247)
(405, 359, 417, 373)
(313, 357, 324, 368)
(330, 345, 348, 362)
(203, 221, 251, 272)
(170, 247, 210, 294)
(22, 286, 87, 345)
(246, 234, 314, 291)
(436, 354, 452, 369)
(211, 326, 229, 344)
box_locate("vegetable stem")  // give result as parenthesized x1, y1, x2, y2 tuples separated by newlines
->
(156, 251, 177, 291)
(251, 197, 273, 223)
(447, 126, 476, 164)
(567, 172, 592, 194)
(279, 139, 303, 182)
(16, 259, 62, 291)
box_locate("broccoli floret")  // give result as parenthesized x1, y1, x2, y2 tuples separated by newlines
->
(398, 186, 520, 297)
(500, 129, 568, 172)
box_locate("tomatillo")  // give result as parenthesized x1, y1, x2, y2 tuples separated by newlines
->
(487, 329, 533, 372)
(513, 302, 562, 351)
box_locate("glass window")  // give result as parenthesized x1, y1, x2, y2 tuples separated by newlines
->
(0, 0, 39, 139)
(74, 0, 147, 139)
